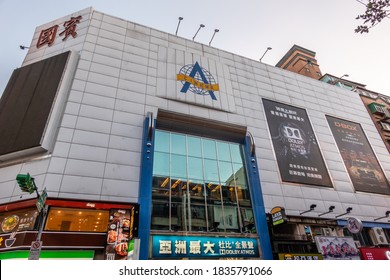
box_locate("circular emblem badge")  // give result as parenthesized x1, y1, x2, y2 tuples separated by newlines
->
(347, 217, 363, 234)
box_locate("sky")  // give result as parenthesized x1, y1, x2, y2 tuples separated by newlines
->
(1, 0, 390, 96)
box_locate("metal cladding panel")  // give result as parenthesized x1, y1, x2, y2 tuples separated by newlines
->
(0, 51, 70, 158)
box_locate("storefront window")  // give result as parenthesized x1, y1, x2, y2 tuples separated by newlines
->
(45, 207, 109, 232)
(343, 228, 372, 246)
(151, 130, 255, 233)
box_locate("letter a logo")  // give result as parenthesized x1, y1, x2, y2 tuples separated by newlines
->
(177, 62, 219, 100)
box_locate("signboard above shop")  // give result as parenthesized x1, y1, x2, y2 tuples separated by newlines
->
(359, 247, 390, 260)
(0, 208, 38, 234)
(152, 235, 259, 259)
(270, 206, 287, 226)
(278, 253, 323, 260)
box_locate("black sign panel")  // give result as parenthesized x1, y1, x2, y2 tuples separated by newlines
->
(0, 51, 70, 157)
(326, 116, 390, 195)
(263, 99, 332, 187)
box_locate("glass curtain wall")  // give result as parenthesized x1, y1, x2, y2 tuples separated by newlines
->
(151, 130, 255, 233)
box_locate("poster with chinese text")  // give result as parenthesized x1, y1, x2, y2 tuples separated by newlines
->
(152, 235, 259, 258)
(105, 208, 135, 260)
(315, 236, 360, 260)
(326, 116, 390, 195)
(262, 99, 332, 187)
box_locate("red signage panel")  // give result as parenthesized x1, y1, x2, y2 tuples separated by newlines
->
(359, 247, 390, 260)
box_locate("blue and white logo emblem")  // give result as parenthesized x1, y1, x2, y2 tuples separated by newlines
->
(177, 62, 219, 100)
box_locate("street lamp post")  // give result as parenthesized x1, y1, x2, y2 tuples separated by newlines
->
(259, 47, 272, 62)
(193, 24, 205, 41)
(175, 17, 183, 36)
(209, 29, 219, 46)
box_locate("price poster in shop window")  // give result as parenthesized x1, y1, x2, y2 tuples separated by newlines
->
(262, 99, 332, 187)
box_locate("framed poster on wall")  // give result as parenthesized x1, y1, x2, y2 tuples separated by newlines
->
(262, 99, 332, 187)
(326, 115, 390, 195)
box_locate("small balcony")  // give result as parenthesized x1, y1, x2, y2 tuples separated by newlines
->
(368, 102, 386, 116)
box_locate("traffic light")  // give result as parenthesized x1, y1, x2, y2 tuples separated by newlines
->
(16, 173, 36, 194)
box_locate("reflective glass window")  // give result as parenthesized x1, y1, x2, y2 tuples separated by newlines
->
(153, 152, 170, 176)
(188, 156, 203, 180)
(151, 130, 254, 234)
(217, 142, 231, 162)
(230, 144, 243, 163)
(45, 207, 109, 232)
(219, 161, 234, 184)
(202, 139, 217, 159)
(187, 136, 202, 157)
(171, 154, 187, 179)
(155, 131, 170, 153)
(203, 159, 219, 182)
(171, 133, 186, 155)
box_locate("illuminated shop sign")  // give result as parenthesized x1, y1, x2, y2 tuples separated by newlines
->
(152, 235, 259, 259)
(0, 209, 38, 234)
(262, 99, 332, 187)
(278, 253, 323, 260)
(326, 116, 390, 195)
(36, 16, 82, 48)
(177, 62, 219, 100)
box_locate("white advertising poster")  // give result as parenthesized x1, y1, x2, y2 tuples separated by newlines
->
(314, 236, 360, 260)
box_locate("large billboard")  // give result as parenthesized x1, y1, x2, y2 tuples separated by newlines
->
(326, 116, 390, 195)
(262, 99, 332, 187)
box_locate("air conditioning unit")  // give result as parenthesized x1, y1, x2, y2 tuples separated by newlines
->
(369, 227, 389, 245)
(321, 227, 336, 236)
